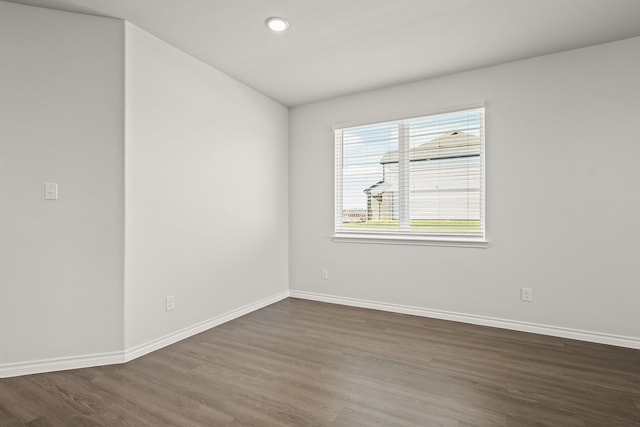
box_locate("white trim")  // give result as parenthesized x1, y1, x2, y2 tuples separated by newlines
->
(479, 108, 487, 239)
(0, 290, 289, 378)
(0, 351, 124, 379)
(334, 107, 487, 243)
(289, 290, 640, 350)
(333, 233, 489, 248)
(124, 290, 289, 362)
(5, 288, 637, 378)
(334, 129, 344, 234)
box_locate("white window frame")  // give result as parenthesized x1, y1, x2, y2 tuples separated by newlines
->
(334, 106, 488, 248)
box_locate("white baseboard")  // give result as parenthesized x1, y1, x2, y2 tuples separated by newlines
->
(124, 290, 289, 362)
(0, 290, 289, 378)
(0, 351, 125, 379)
(3, 289, 636, 378)
(289, 290, 640, 350)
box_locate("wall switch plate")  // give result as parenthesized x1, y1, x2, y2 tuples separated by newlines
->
(166, 295, 175, 311)
(521, 288, 533, 302)
(44, 183, 58, 200)
(321, 269, 329, 280)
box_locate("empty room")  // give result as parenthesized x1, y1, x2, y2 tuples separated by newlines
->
(1, 0, 639, 425)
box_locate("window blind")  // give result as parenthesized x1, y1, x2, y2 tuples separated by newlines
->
(335, 107, 485, 241)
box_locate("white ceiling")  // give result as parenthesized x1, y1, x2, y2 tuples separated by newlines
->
(7, 0, 640, 106)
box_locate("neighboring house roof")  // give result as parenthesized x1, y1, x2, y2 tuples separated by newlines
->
(364, 180, 397, 195)
(380, 131, 481, 164)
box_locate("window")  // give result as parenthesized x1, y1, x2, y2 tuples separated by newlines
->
(335, 107, 486, 245)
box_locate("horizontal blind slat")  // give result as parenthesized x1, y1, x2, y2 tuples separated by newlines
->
(336, 108, 485, 239)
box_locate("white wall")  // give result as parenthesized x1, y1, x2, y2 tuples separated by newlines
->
(289, 36, 640, 342)
(0, 2, 125, 364)
(2, 0, 636, 375)
(0, 3, 289, 374)
(124, 24, 289, 349)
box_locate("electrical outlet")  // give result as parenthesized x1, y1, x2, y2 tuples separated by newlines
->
(44, 183, 58, 200)
(521, 288, 533, 302)
(166, 295, 175, 311)
(321, 269, 329, 280)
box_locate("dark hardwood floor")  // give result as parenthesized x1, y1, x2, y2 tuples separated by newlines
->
(1, 298, 639, 426)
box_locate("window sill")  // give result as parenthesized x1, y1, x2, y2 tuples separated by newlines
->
(333, 233, 489, 248)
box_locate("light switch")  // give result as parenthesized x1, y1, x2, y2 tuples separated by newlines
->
(45, 183, 58, 200)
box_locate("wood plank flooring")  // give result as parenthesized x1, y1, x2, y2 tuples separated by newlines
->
(1, 298, 639, 426)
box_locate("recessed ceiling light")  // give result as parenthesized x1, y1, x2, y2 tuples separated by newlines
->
(266, 17, 289, 32)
